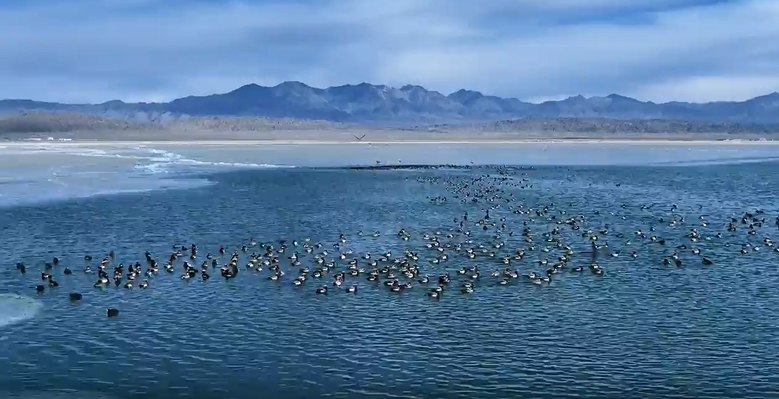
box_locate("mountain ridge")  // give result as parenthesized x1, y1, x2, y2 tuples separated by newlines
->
(2, 82, 779, 125)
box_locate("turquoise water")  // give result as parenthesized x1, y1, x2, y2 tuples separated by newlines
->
(1, 143, 779, 398)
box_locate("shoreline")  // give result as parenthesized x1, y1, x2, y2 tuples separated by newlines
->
(3, 137, 779, 147)
(2, 127, 779, 146)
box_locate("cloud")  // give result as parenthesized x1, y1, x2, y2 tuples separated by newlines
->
(0, 0, 777, 103)
(632, 74, 779, 103)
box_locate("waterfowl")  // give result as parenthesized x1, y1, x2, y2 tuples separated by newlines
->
(15, 170, 779, 319)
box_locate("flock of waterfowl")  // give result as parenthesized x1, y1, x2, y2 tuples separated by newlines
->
(10, 166, 779, 317)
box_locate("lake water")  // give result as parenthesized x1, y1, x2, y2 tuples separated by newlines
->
(1, 142, 779, 399)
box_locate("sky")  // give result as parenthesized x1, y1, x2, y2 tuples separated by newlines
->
(1, 0, 778, 104)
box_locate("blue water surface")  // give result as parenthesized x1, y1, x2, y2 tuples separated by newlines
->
(1, 143, 778, 399)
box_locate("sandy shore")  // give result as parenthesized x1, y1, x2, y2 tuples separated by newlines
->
(3, 138, 779, 147)
(0, 130, 779, 146)
(3, 127, 779, 145)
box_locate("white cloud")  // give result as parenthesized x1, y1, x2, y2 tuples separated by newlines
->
(0, 0, 777, 103)
(631, 74, 779, 103)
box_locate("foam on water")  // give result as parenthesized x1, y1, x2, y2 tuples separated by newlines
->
(134, 147, 290, 174)
(0, 294, 43, 328)
(2, 145, 290, 173)
(1, 146, 144, 160)
(4, 142, 779, 208)
(0, 145, 291, 207)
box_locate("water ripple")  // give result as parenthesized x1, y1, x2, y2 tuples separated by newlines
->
(1, 165, 778, 398)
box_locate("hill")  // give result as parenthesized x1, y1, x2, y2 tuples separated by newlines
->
(2, 82, 779, 125)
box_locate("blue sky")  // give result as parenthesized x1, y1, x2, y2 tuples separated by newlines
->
(1, 0, 778, 103)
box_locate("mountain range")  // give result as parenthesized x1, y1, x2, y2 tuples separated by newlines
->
(2, 81, 779, 125)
